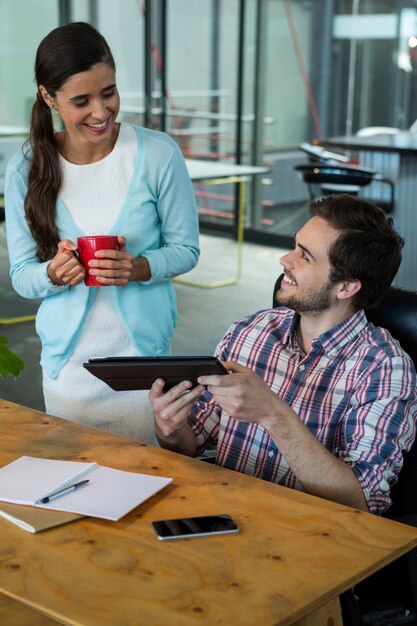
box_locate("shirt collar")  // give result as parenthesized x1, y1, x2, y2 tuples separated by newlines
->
(312, 309, 367, 353)
(276, 309, 300, 348)
(276, 308, 367, 353)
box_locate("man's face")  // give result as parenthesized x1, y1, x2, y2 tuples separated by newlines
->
(276, 216, 341, 315)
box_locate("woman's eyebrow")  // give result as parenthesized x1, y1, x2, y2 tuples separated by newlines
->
(68, 94, 88, 102)
(68, 84, 116, 102)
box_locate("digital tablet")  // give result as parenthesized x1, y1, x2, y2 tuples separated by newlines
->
(83, 356, 229, 391)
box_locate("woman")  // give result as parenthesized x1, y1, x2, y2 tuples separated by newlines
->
(5, 22, 200, 443)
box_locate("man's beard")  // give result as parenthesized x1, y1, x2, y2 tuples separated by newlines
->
(275, 280, 333, 315)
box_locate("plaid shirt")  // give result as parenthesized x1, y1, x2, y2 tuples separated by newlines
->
(188, 307, 417, 514)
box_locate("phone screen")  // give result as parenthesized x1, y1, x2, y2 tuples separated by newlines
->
(151, 514, 240, 541)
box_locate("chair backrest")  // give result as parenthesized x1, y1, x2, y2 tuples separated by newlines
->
(272, 274, 417, 518)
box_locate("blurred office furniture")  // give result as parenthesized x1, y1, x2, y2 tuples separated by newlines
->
(0, 133, 36, 325)
(295, 143, 395, 214)
(0, 134, 26, 195)
(298, 142, 351, 163)
(357, 126, 401, 137)
(273, 273, 417, 625)
(317, 132, 417, 290)
(176, 159, 268, 288)
(0, 134, 26, 223)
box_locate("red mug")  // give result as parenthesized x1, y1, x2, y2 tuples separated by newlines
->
(77, 236, 119, 287)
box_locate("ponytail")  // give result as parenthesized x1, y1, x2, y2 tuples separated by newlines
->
(23, 22, 115, 261)
(24, 93, 61, 262)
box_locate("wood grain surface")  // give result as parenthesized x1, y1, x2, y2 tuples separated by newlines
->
(0, 398, 416, 626)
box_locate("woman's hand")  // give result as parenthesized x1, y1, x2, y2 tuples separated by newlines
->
(88, 237, 151, 285)
(48, 240, 86, 286)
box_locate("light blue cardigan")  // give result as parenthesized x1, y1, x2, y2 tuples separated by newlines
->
(5, 125, 200, 378)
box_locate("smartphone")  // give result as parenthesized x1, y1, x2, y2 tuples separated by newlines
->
(151, 514, 240, 541)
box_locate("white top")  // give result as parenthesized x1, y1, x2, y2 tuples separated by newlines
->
(59, 123, 135, 232)
(43, 124, 158, 444)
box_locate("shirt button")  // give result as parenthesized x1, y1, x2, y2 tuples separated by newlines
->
(268, 451, 274, 458)
(299, 365, 305, 371)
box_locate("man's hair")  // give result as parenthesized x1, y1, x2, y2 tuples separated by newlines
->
(310, 194, 404, 309)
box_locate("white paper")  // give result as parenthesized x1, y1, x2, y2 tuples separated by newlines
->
(0, 456, 172, 521)
(0, 509, 35, 533)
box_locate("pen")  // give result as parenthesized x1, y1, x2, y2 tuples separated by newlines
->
(40, 479, 90, 504)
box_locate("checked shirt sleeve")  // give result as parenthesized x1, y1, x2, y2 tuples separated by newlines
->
(337, 353, 417, 515)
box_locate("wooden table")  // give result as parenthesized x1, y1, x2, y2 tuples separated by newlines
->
(1, 399, 417, 626)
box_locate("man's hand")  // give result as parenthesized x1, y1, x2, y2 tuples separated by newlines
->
(198, 360, 280, 424)
(149, 379, 203, 455)
(199, 360, 368, 511)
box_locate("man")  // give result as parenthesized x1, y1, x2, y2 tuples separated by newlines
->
(150, 194, 417, 515)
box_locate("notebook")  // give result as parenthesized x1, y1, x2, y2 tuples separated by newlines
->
(0, 456, 172, 521)
(0, 502, 82, 533)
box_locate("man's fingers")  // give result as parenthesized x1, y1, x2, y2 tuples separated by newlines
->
(198, 374, 224, 386)
(197, 361, 250, 386)
(149, 379, 201, 402)
(149, 378, 166, 401)
(166, 380, 194, 399)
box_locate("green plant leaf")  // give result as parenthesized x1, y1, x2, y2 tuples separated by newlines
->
(0, 335, 25, 379)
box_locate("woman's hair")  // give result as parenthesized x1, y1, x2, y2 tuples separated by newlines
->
(24, 22, 115, 261)
(310, 193, 404, 309)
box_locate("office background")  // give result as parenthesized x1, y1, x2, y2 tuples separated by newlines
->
(3, 0, 417, 249)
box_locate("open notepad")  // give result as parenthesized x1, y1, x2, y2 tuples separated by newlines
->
(0, 456, 172, 521)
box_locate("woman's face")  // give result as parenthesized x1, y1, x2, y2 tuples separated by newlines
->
(39, 62, 120, 151)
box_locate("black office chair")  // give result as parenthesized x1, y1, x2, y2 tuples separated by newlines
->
(295, 144, 395, 214)
(272, 274, 417, 625)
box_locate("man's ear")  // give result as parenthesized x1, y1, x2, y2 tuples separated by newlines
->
(38, 85, 55, 109)
(336, 279, 362, 301)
